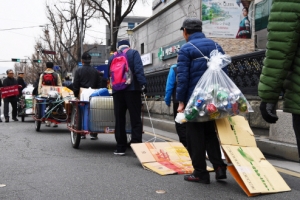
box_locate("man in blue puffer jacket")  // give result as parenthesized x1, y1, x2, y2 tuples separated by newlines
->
(176, 18, 227, 184)
(108, 40, 147, 156)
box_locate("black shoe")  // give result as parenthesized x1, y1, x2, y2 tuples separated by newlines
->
(0, 119, 2, 122)
(215, 166, 227, 180)
(184, 174, 210, 184)
(81, 135, 86, 139)
(12, 118, 19, 121)
(114, 150, 125, 156)
(5, 117, 9, 123)
(90, 134, 98, 140)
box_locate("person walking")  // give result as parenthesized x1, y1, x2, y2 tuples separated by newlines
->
(176, 18, 227, 184)
(108, 40, 147, 156)
(2, 69, 19, 122)
(17, 71, 27, 98)
(38, 62, 62, 127)
(258, 0, 300, 163)
(164, 63, 187, 147)
(73, 52, 102, 139)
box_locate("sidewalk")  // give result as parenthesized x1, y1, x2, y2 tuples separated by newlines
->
(143, 117, 300, 174)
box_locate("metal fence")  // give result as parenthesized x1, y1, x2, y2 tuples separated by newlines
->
(145, 50, 266, 97)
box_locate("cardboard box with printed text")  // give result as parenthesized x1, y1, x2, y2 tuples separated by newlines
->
(131, 142, 213, 175)
(216, 116, 291, 197)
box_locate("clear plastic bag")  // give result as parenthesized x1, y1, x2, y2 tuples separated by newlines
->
(184, 49, 253, 122)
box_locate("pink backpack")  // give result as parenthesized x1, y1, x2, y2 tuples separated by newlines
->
(110, 48, 132, 90)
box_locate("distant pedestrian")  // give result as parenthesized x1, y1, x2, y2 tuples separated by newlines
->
(17, 71, 26, 98)
(63, 76, 73, 90)
(164, 63, 187, 147)
(108, 40, 147, 156)
(3, 69, 19, 122)
(38, 62, 62, 127)
(258, 0, 300, 163)
(73, 52, 102, 139)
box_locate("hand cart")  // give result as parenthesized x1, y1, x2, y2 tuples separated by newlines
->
(33, 91, 73, 131)
(18, 94, 34, 122)
(67, 96, 132, 149)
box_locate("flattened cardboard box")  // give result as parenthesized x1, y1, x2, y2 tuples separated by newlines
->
(131, 142, 213, 175)
(216, 116, 291, 197)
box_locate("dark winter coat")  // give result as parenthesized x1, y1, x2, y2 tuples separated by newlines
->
(258, 1, 300, 115)
(73, 64, 102, 97)
(17, 76, 27, 96)
(176, 32, 227, 103)
(108, 47, 147, 94)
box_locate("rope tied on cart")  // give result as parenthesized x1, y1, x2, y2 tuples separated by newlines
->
(143, 92, 157, 143)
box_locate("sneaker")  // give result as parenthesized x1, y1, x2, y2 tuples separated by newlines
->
(53, 124, 58, 127)
(81, 135, 86, 139)
(184, 174, 210, 184)
(12, 118, 19, 121)
(5, 117, 9, 123)
(114, 150, 125, 156)
(215, 166, 227, 180)
(90, 134, 98, 140)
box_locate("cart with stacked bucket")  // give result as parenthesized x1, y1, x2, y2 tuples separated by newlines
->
(33, 90, 74, 131)
(67, 96, 132, 149)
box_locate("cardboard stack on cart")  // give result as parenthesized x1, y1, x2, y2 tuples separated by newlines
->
(215, 116, 291, 197)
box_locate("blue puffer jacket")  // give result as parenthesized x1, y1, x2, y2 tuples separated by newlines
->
(164, 64, 177, 106)
(108, 47, 147, 94)
(176, 32, 227, 103)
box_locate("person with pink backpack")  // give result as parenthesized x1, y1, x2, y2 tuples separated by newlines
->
(108, 40, 147, 156)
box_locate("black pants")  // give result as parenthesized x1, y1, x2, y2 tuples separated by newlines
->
(113, 91, 142, 152)
(4, 96, 18, 119)
(292, 114, 300, 160)
(186, 121, 226, 177)
(173, 102, 187, 146)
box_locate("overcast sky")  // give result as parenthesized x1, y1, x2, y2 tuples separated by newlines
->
(0, 0, 152, 74)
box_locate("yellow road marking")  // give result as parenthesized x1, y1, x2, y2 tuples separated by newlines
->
(145, 131, 300, 178)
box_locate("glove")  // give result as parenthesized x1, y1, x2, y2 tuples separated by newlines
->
(141, 85, 147, 94)
(259, 102, 278, 123)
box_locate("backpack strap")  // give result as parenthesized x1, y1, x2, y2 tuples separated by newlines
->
(188, 42, 209, 61)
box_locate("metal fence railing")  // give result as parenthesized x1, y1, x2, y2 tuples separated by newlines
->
(145, 50, 266, 97)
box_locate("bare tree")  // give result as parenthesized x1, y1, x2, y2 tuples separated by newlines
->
(88, 0, 148, 52)
(40, 0, 96, 76)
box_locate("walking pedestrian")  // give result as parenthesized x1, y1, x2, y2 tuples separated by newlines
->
(176, 18, 227, 184)
(258, 0, 300, 163)
(73, 52, 102, 139)
(38, 62, 62, 127)
(17, 71, 26, 98)
(3, 69, 19, 122)
(164, 63, 187, 147)
(108, 40, 147, 156)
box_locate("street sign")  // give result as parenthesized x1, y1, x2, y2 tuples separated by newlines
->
(42, 50, 56, 55)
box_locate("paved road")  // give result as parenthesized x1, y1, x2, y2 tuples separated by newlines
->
(0, 118, 299, 200)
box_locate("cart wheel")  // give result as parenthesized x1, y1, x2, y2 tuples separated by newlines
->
(21, 115, 25, 122)
(70, 105, 81, 149)
(35, 105, 41, 132)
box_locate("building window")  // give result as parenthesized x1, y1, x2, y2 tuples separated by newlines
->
(141, 43, 144, 54)
(128, 22, 135, 29)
